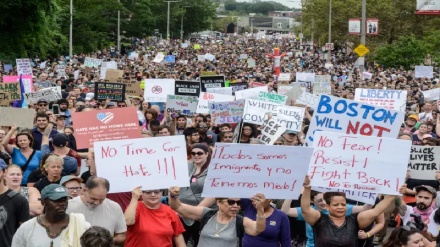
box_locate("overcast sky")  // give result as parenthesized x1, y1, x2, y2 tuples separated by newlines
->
(235, 0, 302, 9)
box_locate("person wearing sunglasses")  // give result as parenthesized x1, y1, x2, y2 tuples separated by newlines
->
(197, 122, 214, 146)
(382, 226, 430, 247)
(169, 186, 267, 247)
(124, 187, 186, 247)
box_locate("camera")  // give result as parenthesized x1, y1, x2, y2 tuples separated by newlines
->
(406, 213, 424, 231)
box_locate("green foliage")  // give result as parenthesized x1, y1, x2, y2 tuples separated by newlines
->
(224, 0, 290, 15)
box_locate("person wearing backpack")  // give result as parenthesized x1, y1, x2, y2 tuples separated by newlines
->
(169, 186, 267, 247)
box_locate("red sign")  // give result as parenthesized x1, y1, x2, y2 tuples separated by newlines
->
(249, 82, 266, 88)
(72, 107, 142, 149)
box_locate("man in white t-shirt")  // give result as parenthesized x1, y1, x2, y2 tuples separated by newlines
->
(398, 185, 436, 227)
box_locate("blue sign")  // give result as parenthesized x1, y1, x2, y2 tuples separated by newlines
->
(165, 55, 175, 63)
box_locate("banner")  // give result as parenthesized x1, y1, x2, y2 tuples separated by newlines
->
(174, 80, 201, 97)
(416, 0, 440, 14)
(209, 100, 245, 124)
(144, 79, 175, 102)
(408, 146, 440, 179)
(94, 136, 189, 193)
(197, 92, 235, 114)
(235, 86, 268, 100)
(0, 83, 21, 106)
(354, 88, 407, 111)
(309, 131, 411, 195)
(23, 87, 61, 104)
(72, 107, 141, 149)
(206, 87, 233, 95)
(257, 92, 287, 105)
(0, 107, 35, 128)
(95, 82, 126, 102)
(200, 76, 226, 92)
(16, 58, 32, 75)
(305, 95, 404, 146)
(313, 75, 332, 95)
(258, 118, 287, 145)
(201, 143, 313, 199)
(166, 95, 198, 116)
(84, 57, 102, 68)
(415, 66, 434, 78)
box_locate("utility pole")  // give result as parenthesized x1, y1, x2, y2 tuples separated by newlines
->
(359, 0, 367, 75)
(180, 6, 190, 40)
(327, 0, 332, 62)
(164, 0, 181, 39)
(69, 0, 73, 58)
(117, 0, 120, 52)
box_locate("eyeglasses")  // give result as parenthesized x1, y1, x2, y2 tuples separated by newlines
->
(142, 190, 162, 195)
(191, 151, 205, 156)
(39, 104, 47, 107)
(117, 104, 125, 107)
(225, 199, 241, 206)
(66, 187, 82, 191)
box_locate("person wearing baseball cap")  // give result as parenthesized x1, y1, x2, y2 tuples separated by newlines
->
(60, 175, 83, 198)
(402, 114, 419, 134)
(12, 184, 90, 247)
(398, 184, 437, 228)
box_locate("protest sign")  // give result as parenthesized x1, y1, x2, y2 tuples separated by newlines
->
(354, 88, 407, 111)
(201, 143, 313, 199)
(3, 75, 33, 93)
(257, 92, 287, 105)
(200, 75, 225, 92)
(197, 55, 205, 62)
(16, 58, 32, 75)
(229, 82, 248, 95)
(312, 187, 377, 205)
(247, 58, 256, 68)
(363, 72, 373, 80)
(95, 82, 126, 102)
(153, 53, 165, 63)
(422, 88, 440, 101)
(204, 53, 215, 61)
(278, 85, 293, 95)
(116, 79, 142, 97)
(84, 57, 102, 68)
(408, 146, 440, 180)
(0, 107, 35, 128)
(239, 54, 248, 59)
(72, 107, 141, 149)
(200, 71, 217, 76)
(144, 79, 175, 102)
(3, 64, 12, 73)
(305, 95, 404, 146)
(100, 61, 117, 79)
(258, 118, 287, 145)
(309, 131, 411, 195)
(194, 44, 201, 49)
(278, 73, 291, 82)
(296, 72, 315, 92)
(415, 66, 434, 78)
(166, 95, 198, 116)
(94, 135, 189, 193)
(206, 87, 233, 95)
(197, 92, 235, 114)
(105, 69, 124, 82)
(0, 83, 21, 106)
(283, 84, 304, 102)
(174, 80, 200, 97)
(235, 86, 268, 100)
(296, 91, 320, 108)
(209, 100, 245, 124)
(313, 75, 332, 95)
(55, 64, 66, 78)
(23, 87, 61, 104)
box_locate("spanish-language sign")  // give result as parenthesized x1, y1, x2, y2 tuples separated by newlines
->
(258, 118, 287, 145)
(296, 92, 319, 108)
(94, 135, 189, 193)
(312, 186, 377, 205)
(116, 79, 142, 97)
(174, 80, 200, 97)
(354, 88, 407, 111)
(206, 87, 233, 95)
(309, 131, 411, 195)
(201, 143, 313, 199)
(72, 107, 141, 149)
(144, 79, 175, 102)
(16, 58, 32, 75)
(0, 107, 35, 128)
(166, 95, 198, 116)
(95, 82, 126, 102)
(305, 95, 404, 146)
(313, 75, 332, 95)
(415, 66, 434, 78)
(257, 92, 287, 105)
(84, 57, 102, 68)
(229, 82, 248, 95)
(209, 100, 245, 125)
(408, 146, 440, 180)
(24, 87, 61, 104)
(422, 88, 440, 101)
(200, 75, 226, 92)
(197, 92, 235, 114)
(235, 86, 268, 100)
(0, 83, 21, 106)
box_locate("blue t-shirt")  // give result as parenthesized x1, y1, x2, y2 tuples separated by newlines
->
(11, 147, 42, 185)
(242, 198, 291, 247)
(296, 204, 354, 247)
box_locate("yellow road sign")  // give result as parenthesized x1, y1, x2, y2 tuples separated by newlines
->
(354, 44, 370, 57)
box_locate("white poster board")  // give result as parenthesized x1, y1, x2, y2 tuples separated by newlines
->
(100, 61, 117, 79)
(84, 57, 102, 68)
(354, 88, 407, 111)
(258, 118, 287, 145)
(16, 58, 32, 75)
(312, 186, 377, 205)
(235, 86, 268, 100)
(144, 79, 175, 102)
(296, 92, 319, 108)
(257, 92, 287, 105)
(313, 75, 332, 95)
(422, 88, 440, 101)
(278, 73, 291, 82)
(202, 143, 313, 199)
(23, 87, 62, 104)
(197, 92, 235, 114)
(415, 66, 434, 78)
(206, 87, 233, 95)
(209, 100, 245, 125)
(408, 146, 440, 179)
(166, 95, 198, 116)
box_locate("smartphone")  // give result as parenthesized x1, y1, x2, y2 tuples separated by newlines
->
(52, 104, 60, 115)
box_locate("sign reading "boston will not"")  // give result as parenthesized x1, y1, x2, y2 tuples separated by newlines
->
(200, 75, 225, 92)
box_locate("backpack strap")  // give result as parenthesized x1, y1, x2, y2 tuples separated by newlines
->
(235, 214, 244, 247)
(0, 189, 18, 207)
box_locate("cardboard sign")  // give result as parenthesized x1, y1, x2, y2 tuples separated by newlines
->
(105, 69, 124, 82)
(166, 95, 198, 116)
(0, 107, 35, 128)
(16, 58, 32, 75)
(209, 100, 245, 124)
(94, 136, 189, 193)
(296, 92, 319, 108)
(309, 131, 411, 195)
(197, 92, 235, 114)
(312, 186, 377, 205)
(257, 92, 287, 105)
(3, 75, 33, 93)
(201, 143, 313, 199)
(258, 118, 287, 145)
(229, 82, 248, 95)
(95, 82, 126, 102)
(305, 95, 404, 146)
(354, 88, 407, 111)
(174, 80, 201, 97)
(84, 57, 102, 68)
(422, 88, 440, 101)
(116, 79, 142, 97)
(313, 75, 332, 95)
(415, 66, 434, 78)
(235, 86, 268, 100)
(72, 107, 141, 149)
(200, 76, 226, 92)
(23, 87, 61, 104)
(144, 79, 175, 102)
(206, 87, 233, 95)
(408, 146, 440, 180)
(0, 83, 21, 106)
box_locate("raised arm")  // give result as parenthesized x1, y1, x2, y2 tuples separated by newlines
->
(300, 176, 321, 226)
(352, 203, 373, 214)
(243, 193, 267, 236)
(124, 186, 142, 226)
(357, 195, 397, 229)
(359, 213, 385, 240)
(281, 199, 299, 217)
(168, 186, 204, 221)
(2, 125, 17, 154)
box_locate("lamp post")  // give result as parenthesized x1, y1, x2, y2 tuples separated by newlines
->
(180, 6, 191, 40)
(163, 0, 181, 39)
(117, 0, 120, 52)
(359, 0, 367, 75)
(69, 0, 73, 58)
(327, 0, 332, 62)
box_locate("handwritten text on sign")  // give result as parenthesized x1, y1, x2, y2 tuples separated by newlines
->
(312, 186, 377, 205)
(166, 95, 198, 116)
(408, 146, 440, 180)
(309, 131, 411, 195)
(209, 100, 244, 125)
(305, 95, 404, 146)
(202, 143, 313, 199)
(94, 136, 189, 193)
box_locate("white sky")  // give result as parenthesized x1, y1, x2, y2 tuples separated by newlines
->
(235, 0, 302, 9)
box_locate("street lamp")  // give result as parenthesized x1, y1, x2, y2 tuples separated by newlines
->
(180, 6, 191, 40)
(163, 0, 181, 39)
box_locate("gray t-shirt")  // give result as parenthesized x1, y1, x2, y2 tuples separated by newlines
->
(198, 208, 239, 247)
